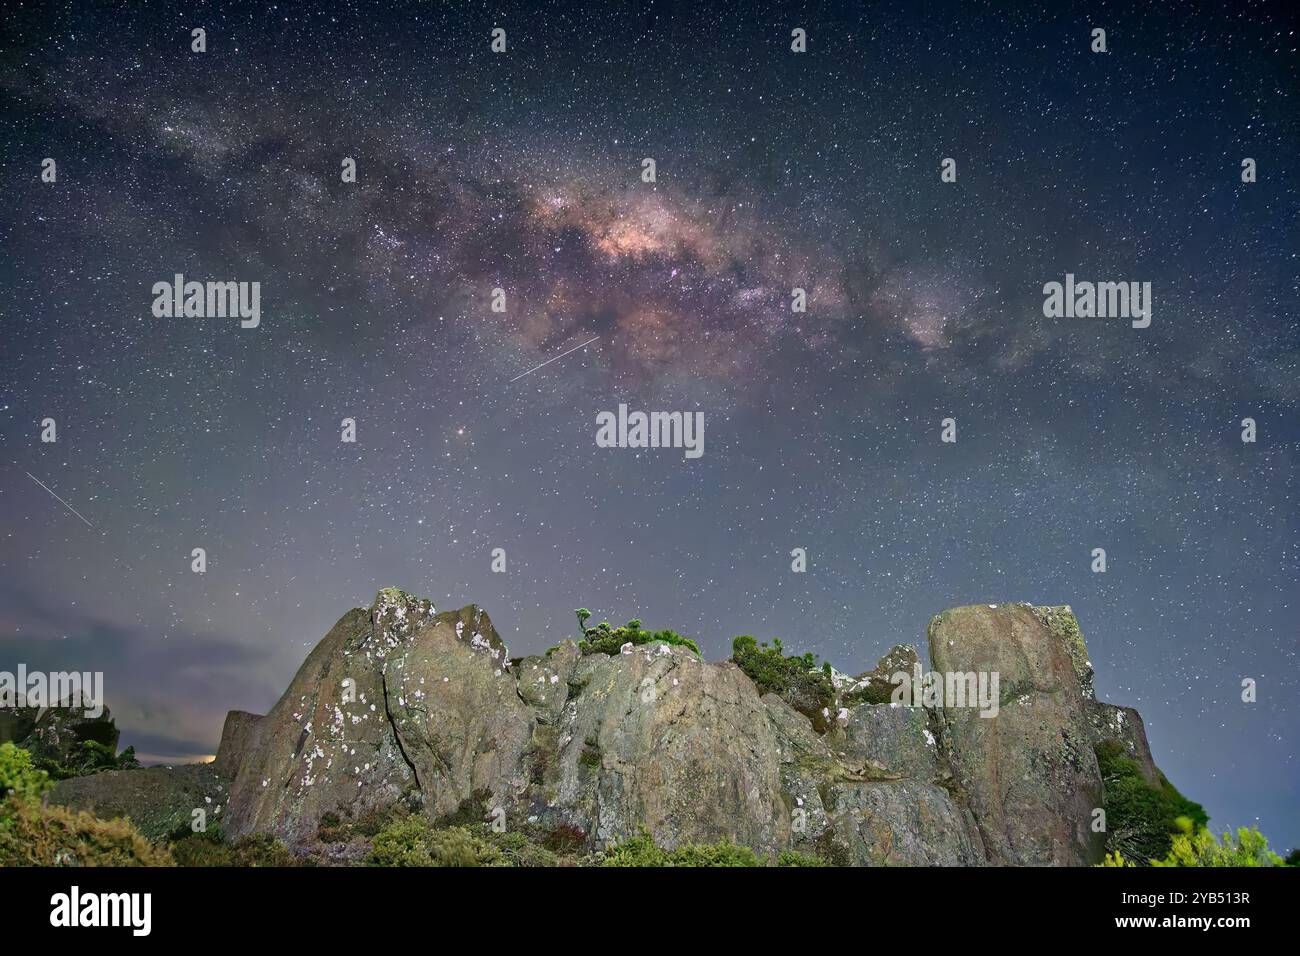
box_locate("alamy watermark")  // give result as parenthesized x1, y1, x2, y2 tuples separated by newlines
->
(50, 886, 150, 936)
(0, 665, 104, 718)
(151, 273, 261, 328)
(595, 404, 704, 459)
(1042, 273, 1151, 329)
(889, 663, 1000, 718)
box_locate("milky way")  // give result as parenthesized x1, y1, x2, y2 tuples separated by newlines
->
(0, 1, 1297, 849)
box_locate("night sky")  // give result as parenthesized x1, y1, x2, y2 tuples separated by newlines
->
(1, 1, 1296, 852)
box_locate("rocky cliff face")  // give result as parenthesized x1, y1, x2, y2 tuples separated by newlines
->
(52, 590, 1169, 865)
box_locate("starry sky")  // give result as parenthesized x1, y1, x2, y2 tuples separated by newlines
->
(1, 1, 1297, 851)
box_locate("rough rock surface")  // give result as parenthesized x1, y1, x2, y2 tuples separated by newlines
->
(50, 591, 1172, 865)
(928, 603, 1104, 865)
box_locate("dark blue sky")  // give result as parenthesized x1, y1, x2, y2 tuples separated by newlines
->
(1, 0, 1297, 852)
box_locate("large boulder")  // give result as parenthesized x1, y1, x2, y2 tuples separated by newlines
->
(927, 603, 1105, 865)
(220, 592, 531, 844)
(540, 644, 792, 853)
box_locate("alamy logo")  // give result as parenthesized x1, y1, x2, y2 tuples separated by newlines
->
(151, 273, 261, 328)
(595, 404, 704, 459)
(50, 886, 151, 936)
(0, 665, 103, 718)
(1042, 273, 1151, 328)
(890, 663, 1001, 718)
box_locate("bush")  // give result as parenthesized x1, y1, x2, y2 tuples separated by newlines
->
(670, 841, 761, 867)
(1095, 741, 1208, 864)
(367, 817, 503, 867)
(0, 743, 52, 801)
(170, 832, 235, 867)
(776, 849, 828, 867)
(228, 832, 300, 867)
(0, 795, 172, 866)
(600, 830, 668, 867)
(365, 814, 584, 867)
(731, 635, 837, 732)
(600, 831, 773, 867)
(1151, 818, 1283, 868)
(168, 827, 299, 867)
(479, 828, 564, 867)
(576, 613, 701, 657)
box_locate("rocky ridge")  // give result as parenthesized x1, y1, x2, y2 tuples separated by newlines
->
(50, 590, 1169, 865)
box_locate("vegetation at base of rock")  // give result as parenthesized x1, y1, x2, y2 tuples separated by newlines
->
(599, 830, 828, 867)
(365, 815, 572, 867)
(360, 813, 813, 867)
(372, 820, 500, 866)
(776, 849, 828, 866)
(1095, 741, 1208, 863)
(669, 841, 762, 867)
(0, 742, 52, 801)
(597, 830, 666, 866)
(731, 635, 837, 732)
(1100, 817, 1283, 867)
(0, 794, 173, 866)
(543, 822, 588, 855)
(168, 828, 301, 867)
(575, 611, 701, 657)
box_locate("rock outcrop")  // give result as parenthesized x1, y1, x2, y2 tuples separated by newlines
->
(50, 591, 1171, 866)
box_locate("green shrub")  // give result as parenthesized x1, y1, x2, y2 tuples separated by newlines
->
(576, 612, 701, 657)
(168, 827, 299, 867)
(670, 841, 760, 867)
(1103, 819, 1284, 868)
(169, 831, 235, 867)
(600, 830, 669, 867)
(479, 827, 564, 867)
(367, 817, 503, 867)
(0, 795, 172, 866)
(367, 816, 437, 866)
(1095, 741, 1208, 864)
(1150, 818, 1283, 868)
(776, 849, 829, 867)
(228, 832, 300, 867)
(0, 743, 51, 801)
(731, 635, 837, 732)
(601, 831, 771, 867)
(171, 838, 230, 866)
